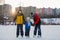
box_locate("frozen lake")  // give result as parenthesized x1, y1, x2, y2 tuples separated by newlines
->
(0, 25, 60, 40)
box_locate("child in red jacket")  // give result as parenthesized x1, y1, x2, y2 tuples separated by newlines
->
(31, 12, 41, 37)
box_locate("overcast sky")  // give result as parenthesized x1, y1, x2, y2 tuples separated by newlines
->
(0, 0, 60, 8)
(0, 0, 5, 5)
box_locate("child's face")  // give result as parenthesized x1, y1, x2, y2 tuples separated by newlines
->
(19, 11, 22, 13)
(26, 17, 30, 22)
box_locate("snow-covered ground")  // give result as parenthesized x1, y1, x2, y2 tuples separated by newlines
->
(41, 18, 60, 24)
(0, 25, 60, 40)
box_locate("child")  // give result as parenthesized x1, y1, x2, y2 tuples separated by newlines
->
(31, 12, 41, 37)
(14, 9, 25, 38)
(25, 17, 31, 37)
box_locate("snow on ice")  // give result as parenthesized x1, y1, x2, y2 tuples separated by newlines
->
(0, 25, 60, 40)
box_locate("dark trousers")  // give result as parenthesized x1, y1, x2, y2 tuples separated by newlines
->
(16, 24, 23, 37)
(25, 28, 30, 37)
(34, 23, 41, 36)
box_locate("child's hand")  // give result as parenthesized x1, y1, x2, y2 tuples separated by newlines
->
(31, 24, 34, 26)
(23, 21, 26, 24)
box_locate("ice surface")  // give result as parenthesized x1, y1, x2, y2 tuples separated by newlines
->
(0, 25, 60, 40)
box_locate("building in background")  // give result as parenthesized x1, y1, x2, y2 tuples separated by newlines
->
(0, 5, 4, 24)
(3, 4, 12, 18)
(2, 4, 12, 24)
(47, 7, 52, 15)
(41, 7, 45, 16)
(56, 8, 60, 15)
(52, 8, 57, 17)
(16, 6, 36, 17)
(0, 5, 3, 16)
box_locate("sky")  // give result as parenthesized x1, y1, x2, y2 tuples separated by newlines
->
(0, 0, 60, 8)
(0, 0, 5, 5)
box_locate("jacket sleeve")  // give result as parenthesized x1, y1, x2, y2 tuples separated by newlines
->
(14, 15, 17, 21)
(23, 15, 25, 21)
(22, 14, 25, 24)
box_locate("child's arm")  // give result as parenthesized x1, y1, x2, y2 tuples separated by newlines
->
(23, 14, 25, 24)
(30, 21, 34, 26)
(13, 15, 17, 22)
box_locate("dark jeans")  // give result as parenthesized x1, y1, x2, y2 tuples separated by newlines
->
(16, 24, 23, 37)
(34, 23, 41, 36)
(25, 28, 30, 37)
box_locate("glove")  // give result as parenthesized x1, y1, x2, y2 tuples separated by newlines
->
(31, 23, 34, 26)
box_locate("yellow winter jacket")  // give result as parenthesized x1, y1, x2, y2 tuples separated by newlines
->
(15, 15, 24, 24)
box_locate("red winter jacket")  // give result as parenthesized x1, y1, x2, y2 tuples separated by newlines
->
(34, 13, 40, 25)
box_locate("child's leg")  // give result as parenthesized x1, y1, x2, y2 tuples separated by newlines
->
(20, 24, 23, 37)
(38, 24, 41, 36)
(34, 25, 38, 36)
(28, 28, 30, 37)
(25, 28, 27, 36)
(25, 28, 30, 37)
(16, 24, 19, 37)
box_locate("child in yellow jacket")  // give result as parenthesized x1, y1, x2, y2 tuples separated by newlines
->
(14, 9, 25, 38)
